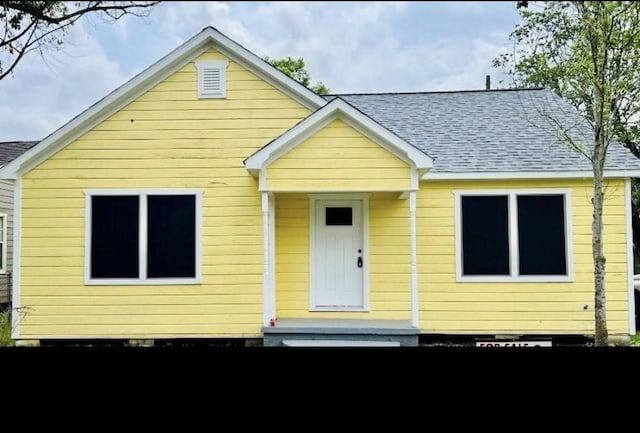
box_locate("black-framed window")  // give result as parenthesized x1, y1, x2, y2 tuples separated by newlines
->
(459, 192, 568, 279)
(461, 195, 510, 276)
(89, 192, 198, 282)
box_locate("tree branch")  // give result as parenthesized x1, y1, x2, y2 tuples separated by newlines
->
(4, 1, 159, 26)
(1, 1, 160, 79)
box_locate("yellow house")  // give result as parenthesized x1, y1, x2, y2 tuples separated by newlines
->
(2, 27, 639, 346)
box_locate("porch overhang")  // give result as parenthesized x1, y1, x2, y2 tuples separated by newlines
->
(249, 98, 428, 330)
(244, 98, 433, 193)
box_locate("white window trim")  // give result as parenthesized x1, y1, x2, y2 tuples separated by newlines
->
(454, 188, 573, 283)
(0, 212, 7, 274)
(308, 193, 370, 312)
(84, 189, 203, 285)
(195, 60, 229, 99)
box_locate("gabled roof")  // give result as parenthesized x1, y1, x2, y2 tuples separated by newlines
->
(244, 97, 433, 176)
(330, 88, 640, 178)
(0, 141, 38, 167)
(0, 26, 327, 180)
(3, 24, 640, 182)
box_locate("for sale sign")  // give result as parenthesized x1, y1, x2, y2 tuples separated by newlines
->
(476, 341, 552, 347)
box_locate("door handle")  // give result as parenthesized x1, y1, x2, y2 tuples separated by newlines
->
(357, 256, 363, 268)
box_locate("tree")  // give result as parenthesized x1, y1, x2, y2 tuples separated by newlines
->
(1, 1, 160, 80)
(265, 56, 330, 95)
(494, 1, 640, 345)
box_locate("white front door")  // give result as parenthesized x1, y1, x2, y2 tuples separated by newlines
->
(313, 199, 364, 309)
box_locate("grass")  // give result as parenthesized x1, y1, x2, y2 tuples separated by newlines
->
(632, 333, 640, 347)
(0, 308, 13, 347)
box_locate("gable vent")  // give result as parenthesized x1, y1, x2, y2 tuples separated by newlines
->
(196, 60, 229, 99)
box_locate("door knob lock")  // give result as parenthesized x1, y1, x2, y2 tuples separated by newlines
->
(357, 256, 363, 268)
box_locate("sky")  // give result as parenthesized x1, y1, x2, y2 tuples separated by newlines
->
(0, 1, 522, 141)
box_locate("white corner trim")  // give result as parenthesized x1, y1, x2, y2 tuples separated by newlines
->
(409, 191, 418, 328)
(454, 188, 574, 283)
(10, 177, 20, 339)
(625, 179, 636, 335)
(195, 59, 229, 99)
(423, 170, 640, 181)
(244, 98, 433, 174)
(0, 26, 327, 180)
(84, 188, 203, 285)
(0, 212, 7, 274)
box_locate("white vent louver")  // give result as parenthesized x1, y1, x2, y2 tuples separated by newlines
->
(196, 60, 229, 99)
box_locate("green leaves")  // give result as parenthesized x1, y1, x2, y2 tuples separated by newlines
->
(265, 56, 330, 95)
(493, 1, 640, 154)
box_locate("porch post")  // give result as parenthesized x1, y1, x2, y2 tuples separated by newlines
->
(262, 192, 275, 326)
(410, 190, 419, 328)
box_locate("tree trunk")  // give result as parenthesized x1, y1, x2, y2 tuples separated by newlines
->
(593, 144, 608, 346)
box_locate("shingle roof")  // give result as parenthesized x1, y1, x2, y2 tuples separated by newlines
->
(0, 141, 38, 167)
(328, 88, 640, 173)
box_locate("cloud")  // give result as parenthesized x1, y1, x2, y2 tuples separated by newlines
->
(443, 1, 492, 15)
(0, 19, 130, 141)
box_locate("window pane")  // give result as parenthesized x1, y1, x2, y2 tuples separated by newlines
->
(147, 195, 196, 278)
(462, 195, 510, 275)
(326, 207, 352, 226)
(91, 196, 139, 278)
(518, 195, 566, 275)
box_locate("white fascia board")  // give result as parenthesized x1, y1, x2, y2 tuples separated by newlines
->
(422, 170, 640, 180)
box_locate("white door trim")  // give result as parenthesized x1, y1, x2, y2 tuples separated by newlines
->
(309, 193, 370, 311)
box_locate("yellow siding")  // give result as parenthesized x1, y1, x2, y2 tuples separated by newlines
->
(19, 48, 311, 339)
(275, 192, 411, 320)
(418, 178, 630, 335)
(266, 119, 411, 191)
(16, 46, 633, 339)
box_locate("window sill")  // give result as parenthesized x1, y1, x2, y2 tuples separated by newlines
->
(85, 277, 201, 286)
(457, 275, 573, 283)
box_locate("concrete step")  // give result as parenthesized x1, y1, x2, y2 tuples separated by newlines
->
(282, 339, 400, 347)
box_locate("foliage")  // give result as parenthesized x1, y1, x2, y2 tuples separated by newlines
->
(0, 1, 160, 80)
(0, 308, 13, 347)
(631, 332, 640, 346)
(494, 1, 640, 345)
(494, 2, 640, 157)
(264, 56, 330, 95)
